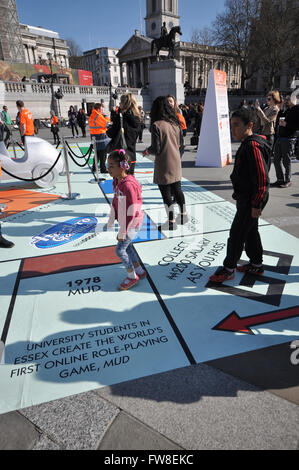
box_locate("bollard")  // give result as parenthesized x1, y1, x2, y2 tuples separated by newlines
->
(61, 136, 80, 200)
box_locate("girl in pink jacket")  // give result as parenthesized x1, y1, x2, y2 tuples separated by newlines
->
(107, 149, 145, 290)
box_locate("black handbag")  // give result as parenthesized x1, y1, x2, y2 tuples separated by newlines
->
(106, 113, 126, 153)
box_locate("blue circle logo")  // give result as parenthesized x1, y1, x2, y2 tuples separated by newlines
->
(31, 217, 98, 249)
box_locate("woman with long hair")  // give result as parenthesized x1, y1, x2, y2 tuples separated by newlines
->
(255, 90, 280, 149)
(107, 93, 141, 175)
(143, 96, 188, 231)
(167, 95, 187, 135)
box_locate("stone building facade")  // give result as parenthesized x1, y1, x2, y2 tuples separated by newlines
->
(117, 0, 241, 91)
(83, 47, 127, 87)
(20, 24, 69, 68)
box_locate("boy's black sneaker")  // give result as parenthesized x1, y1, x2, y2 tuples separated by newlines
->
(236, 263, 264, 275)
(209, 266, 235, 283)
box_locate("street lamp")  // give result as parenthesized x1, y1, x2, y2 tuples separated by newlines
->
(107, 59, 117, 112)
(47, 52, 58, 116)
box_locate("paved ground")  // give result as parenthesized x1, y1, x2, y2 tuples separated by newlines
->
(0, 126, 298, 451)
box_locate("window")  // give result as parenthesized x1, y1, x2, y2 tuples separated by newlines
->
(152, 0, 156, 12)
(168, 0, 173, 11)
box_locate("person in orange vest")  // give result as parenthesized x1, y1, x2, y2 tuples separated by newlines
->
(16, 100, 35, 145)
(89, 103, 111, 173)
(50, 110, 60, 146)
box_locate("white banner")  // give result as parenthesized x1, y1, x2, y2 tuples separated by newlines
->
(195, 69, 232, 168)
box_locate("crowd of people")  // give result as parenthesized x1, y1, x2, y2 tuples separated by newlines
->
(0, 89, 298, 292)
(237, 92, 299, 188)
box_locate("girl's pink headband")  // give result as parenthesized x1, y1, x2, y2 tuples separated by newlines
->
(116, 150, 130, 170)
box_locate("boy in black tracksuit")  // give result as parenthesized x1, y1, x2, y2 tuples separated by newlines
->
(210, 108, 269, 283)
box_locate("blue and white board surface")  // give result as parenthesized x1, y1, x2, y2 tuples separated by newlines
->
(0, 150, 298, 414)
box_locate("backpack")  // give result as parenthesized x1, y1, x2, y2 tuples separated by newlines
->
(247, 134, 272, 170)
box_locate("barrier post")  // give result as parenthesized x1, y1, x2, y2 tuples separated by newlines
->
(61, 136, 80, 200)
(11, 137, 17, 159)
(89, 136, 99, 184)
(89, 136, 105, 183)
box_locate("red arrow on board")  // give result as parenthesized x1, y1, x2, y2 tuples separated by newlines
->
(213, 306, 299, 335)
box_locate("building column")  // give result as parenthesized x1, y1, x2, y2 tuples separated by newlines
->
(140, 59, 144, 86)
(32, 47, 37, 64)
(24, 45, 30, 63)
(204, 60, 208, 88)
(194, 59, 198, 89)
(133, 61, 137, 87)
(190, 59, 194, 88)
(126, 63, 130, 86)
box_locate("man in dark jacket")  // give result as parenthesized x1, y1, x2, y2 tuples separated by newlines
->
(272, 93, 299, 187)
(210, 107, 269, 283)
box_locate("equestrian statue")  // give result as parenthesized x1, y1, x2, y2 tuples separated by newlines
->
(151, 25, 182, 60)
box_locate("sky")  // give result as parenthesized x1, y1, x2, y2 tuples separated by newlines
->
(16, 0, 226, 52)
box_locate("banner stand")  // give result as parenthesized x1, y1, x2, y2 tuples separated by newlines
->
(61, 137, 80, 200)
(195, 69, 232, 168)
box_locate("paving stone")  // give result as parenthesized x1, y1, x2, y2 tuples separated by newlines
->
(96, 364, 299, 450)
(32, 435, 61, 450)
(98, 411, 183, 450)
(0, 411, 40, 450)
(20, 391, 120, 450)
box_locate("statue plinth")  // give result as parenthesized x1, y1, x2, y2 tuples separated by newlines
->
(149, 59, 184, 104)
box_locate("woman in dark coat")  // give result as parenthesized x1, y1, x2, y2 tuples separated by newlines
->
(77, 108, 87, 137)
(68, 106, 79, 137)
(143, 96, 187, 231)
(106, 93, 141, 175)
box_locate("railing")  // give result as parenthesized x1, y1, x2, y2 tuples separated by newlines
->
(4, 82, 27, 93)
(31, 83, 51, 94)
(2, 80, 141, 96)
(60, 84, 76, 94)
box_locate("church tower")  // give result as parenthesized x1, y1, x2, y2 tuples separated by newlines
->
(145, 0, 180, 39)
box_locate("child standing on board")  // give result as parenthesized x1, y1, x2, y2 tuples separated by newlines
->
(107, 149, 146, 291)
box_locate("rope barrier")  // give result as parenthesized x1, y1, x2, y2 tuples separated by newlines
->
(6, 141, 25, 151)
(67, 148, 93, 168)
(16, 142, 25, 151)
(65, 141, 93, 159)
(1, 151, 62, 182)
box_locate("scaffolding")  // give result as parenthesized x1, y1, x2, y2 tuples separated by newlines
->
(0, 0, 25, 63)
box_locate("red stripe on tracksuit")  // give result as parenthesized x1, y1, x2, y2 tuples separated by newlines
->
(251, 141, 266, 207)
